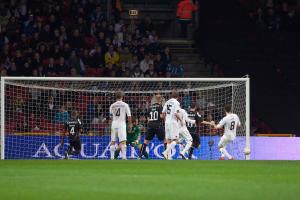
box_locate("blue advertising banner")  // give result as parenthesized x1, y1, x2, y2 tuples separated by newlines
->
(5, 135, 246, 160)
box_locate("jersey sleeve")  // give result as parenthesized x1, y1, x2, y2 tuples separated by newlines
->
(217, 117, 226, 129)
(109, 105, 113, 118)
(162, 103, 167, 113)
(125, 103, 131, 117)
(77, 119, 82, 129)
(195, 112, 203, 123)
(183, 111, 195, 124)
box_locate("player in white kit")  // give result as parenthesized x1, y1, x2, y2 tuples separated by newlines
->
(211, 105, 241, 160)
(109, 90, 132, 160)
(178, 108, 194, 160)
(162, 90, 182, 160)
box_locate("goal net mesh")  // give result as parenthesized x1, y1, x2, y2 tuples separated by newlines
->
(1, 79, 247, 160)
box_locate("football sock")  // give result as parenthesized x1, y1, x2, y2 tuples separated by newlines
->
(140, 143, 146, 158)
(179, 144, 184, 153)
(114, 148, 121, 159)
(182, 140, 192, 155)
(110, 145, 115, 160)
(121, 145, 127, 160)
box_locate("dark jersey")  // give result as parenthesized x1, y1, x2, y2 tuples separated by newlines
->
(187, 110, 203, 133)
(64, 119, 82, 140)
(147, 103, 163, 128)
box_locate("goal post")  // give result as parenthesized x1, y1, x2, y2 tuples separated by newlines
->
(0, 77, 250, 160)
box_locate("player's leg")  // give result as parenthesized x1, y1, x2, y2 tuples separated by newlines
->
(180, 130, 193, 159)
(188, 133, 200, 160)
(110, 127, 117, 160)
(118, 124, 127, 160)
(218, 136, 233, 160)
(72, 139, 81, 155)
(162, 124, 171, 159)
(177, 135, 186, 159)
(163, 122, 179, 160)
(156, 126, 167, 154)
(140, 127, 155, 159)
(64, 140, 72, 159)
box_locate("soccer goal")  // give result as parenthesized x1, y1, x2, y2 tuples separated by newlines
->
(0, 77, 250, 160)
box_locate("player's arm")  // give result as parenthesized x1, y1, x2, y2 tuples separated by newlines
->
(78, 119, 83, 135)
(174, 102, 182, 122)
(161, 104, 167, 119)
(126, 104, 132, 130)
(175, 110, 182, 123)
(211, 118, 225, 129)
(159, 106, 164, 119)
(183, 111, 196, 124)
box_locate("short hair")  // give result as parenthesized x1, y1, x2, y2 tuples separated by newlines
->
(71, 110, 78, 118)
(190, 102, 196, 109)
(224, 104, 232, 113)
(115, 90, 124, 99)
(171, 90, 179, 98)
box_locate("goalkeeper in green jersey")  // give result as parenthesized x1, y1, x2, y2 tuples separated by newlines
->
(114, 117, 142, 159)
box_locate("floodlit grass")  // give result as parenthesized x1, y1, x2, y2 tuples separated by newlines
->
(0, 160, 300, 200)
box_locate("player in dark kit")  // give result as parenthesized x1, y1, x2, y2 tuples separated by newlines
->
(140, 95, 166, 159)
(186, 103, 211, 159)
(61, 110, 83, 159)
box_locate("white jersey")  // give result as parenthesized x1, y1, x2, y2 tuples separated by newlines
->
(178, 109, 195, 130)
(217, 113, 240, 138)
(162, 98, 181, 124)
(109, 100, 131, 125)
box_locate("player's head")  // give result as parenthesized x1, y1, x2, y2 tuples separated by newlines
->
(115, 90, 124, 100)
(171, 90, 179, 99)
(131, 116, 137, 125)
(190, 102, 197, 110)
(224, 104, 232, 114)
(71, 110, 78, 119)
(154, 94, 162, 105)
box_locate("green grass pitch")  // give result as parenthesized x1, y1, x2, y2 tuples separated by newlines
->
(0, 160, 300, 200)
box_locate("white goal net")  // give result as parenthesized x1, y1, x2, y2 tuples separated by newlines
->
(0, 77, 250, 160)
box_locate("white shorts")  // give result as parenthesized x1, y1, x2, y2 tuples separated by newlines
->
(178, 128, 193, 144)
(218, 135, 235, 148)
(111, 122, 127, 142)
(165, 122, 179, 140)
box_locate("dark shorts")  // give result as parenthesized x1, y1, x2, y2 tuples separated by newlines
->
(69, 138, 81, 152)
(191, 133, 200, 148)
(145, 125, 165, 141)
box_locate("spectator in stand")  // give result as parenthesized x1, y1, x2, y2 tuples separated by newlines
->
(166, 58, 184, 77)
(161, 46, 172, 64)
(0, 1, 184, 78)
(140, 54, 153, 74)
(44, 57, 57, 76)
(154, 53, 166, 76)
(120, 46, 133, 65)
(132, 65, 144, 77)
(144, 63, 157, 77)
(44, 96, 56, 122)
(105, 45, 120, 65)
(176, 0, 198, 38)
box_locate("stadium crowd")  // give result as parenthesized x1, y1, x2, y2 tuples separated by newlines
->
(0, 0, 184, 78)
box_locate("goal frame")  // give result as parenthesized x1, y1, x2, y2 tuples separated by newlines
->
(0, 77, 250, 160)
